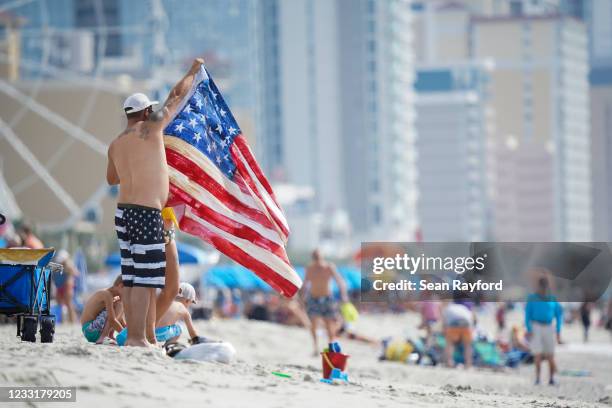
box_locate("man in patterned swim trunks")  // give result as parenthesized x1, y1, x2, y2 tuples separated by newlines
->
(106, 58, 204, 347)
(301, 249, 349, 356)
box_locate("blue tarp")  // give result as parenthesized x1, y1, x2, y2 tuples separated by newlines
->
(105, 241, 210, 266)
(0, 265, 50, 311)
(202, 264, 361, 294)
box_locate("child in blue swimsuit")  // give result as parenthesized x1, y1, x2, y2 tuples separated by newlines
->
(81, 275, 124, 343)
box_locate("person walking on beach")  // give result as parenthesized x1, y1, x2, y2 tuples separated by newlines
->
(301, 249, 348, 355)
(52, 249, 80, 324)
(106, 58, 204, 347)
(525, 277, 563, 385)
(18, 224, 43, 249)
(579, 301, 591, 343)
(442, 300, 474, 368)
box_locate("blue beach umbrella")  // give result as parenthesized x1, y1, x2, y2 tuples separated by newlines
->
(203, 265, 267, 290)
(201, 264, 361, 295)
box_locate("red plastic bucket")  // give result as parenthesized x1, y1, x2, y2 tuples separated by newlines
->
(321, 351, 349, 379)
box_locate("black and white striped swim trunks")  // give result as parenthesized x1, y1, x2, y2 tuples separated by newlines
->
(115, 204, 166, 288)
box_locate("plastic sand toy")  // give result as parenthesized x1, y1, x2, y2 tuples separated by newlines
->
(320, 368, 349, 384)
(321, 342, 350, 383)
(271, 371, 292, 378)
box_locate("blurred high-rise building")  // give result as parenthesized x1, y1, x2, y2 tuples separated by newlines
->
(413, 1, 592, 242)
(0, 0, 260, 231)
(582, 0, 612, 241)
(255, 0, 417, 242)
(0, 11, 23, 81)
(4, 0, 257, 110)
(255, 0, 345, 214)
(585, 0, 612, 68)
(471, 14, 591, 241)
(415, 63, 492, 241)
(253, 0, 347, 251)
(338, 0, 417, 241)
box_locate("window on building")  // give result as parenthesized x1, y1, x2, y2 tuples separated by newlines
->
(369, 100, 377, 113)
(367, 0, 376, 14)
(368, 39, 376, 54)
(411, 2, 424, 12)
(370, 80, 377, 94)
(75, 0, 122, 57)
(369, 60, 376, 73)
(510, 0, 523, 16)
(372, 205, 382, 225)
(371, 178, 380, 192)
(367, 19, 375, 34)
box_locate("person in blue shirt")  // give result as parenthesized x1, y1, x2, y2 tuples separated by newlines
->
(525, 277, 563, 385)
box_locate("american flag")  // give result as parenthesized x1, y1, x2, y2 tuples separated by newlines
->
(163, 66, 302, 297)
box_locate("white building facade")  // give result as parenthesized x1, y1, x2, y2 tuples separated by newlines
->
(415, 64, 491, 241)
(255, 0, 418, 245)
(472, 15, 592, 241)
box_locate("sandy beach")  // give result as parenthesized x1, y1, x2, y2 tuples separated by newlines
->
(1, 309, 610, 408)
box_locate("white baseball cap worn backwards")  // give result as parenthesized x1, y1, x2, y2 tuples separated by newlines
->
(123, 93, 159, 113)
(177, 282, 197, 304)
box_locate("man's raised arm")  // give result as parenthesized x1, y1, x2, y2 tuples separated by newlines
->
(150, 58, 204, 127)
(106, 147, 120, 185)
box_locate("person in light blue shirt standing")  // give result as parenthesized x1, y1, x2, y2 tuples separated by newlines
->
(525, 277, 563, 385)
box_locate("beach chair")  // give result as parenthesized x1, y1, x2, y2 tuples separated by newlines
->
(0, 248, 60, 342)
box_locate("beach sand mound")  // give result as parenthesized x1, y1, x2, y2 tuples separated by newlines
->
(0, 312, 610, 407)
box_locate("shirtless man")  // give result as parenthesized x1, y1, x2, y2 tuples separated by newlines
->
(300, 249, 348, 355)
(106, 58, 204, 347)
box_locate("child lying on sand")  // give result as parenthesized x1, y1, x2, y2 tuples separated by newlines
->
(81, 276, 125, 344)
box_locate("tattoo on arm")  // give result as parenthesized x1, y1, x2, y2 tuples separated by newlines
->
(119, 123, 156, 140)
(138, 126, 150, 140)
